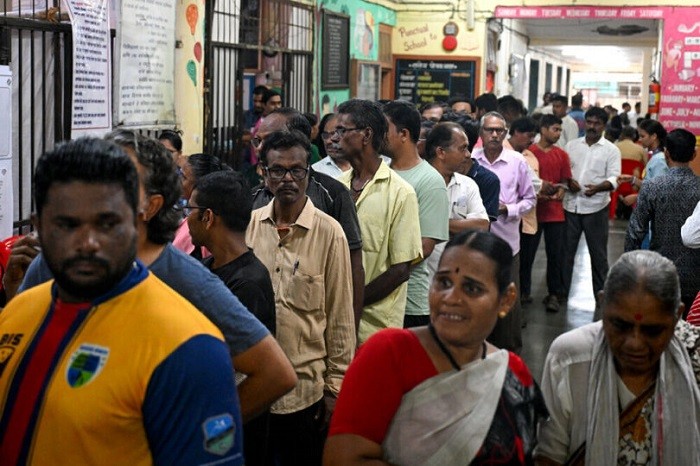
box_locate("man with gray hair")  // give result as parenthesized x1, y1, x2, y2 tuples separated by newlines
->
(471, 111, 536, 353)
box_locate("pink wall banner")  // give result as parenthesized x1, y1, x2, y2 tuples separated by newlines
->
(494, 6, 664, 20)
(659, 9, 700, 136)
(494, 6, 700, 138)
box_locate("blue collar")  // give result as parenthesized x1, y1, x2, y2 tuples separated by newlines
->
(50, 259, 149, 306)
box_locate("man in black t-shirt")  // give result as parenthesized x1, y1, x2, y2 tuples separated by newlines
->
(186, 169, 277, 466)
(188, 170, 275, 334)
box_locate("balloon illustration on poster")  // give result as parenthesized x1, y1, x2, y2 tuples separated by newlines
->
(194, 42, 202, 63)
(186, 4, 198, 36)
(187, 60, 197, 87)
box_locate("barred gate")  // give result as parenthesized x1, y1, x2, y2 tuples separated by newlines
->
(1, 3, 72, 231)
(204, 0, 313, 169)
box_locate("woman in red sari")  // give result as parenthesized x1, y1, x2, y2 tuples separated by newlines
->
(324, 230, 546, 465)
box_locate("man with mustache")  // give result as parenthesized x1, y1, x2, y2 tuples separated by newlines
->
(471, 111, 536, 353)
(9, 131, 297, 428)
(563, 107, 621, 316)
(251, 108, 364, 327)
(0, 138, 244, 465)
(246, 130, 355, 466)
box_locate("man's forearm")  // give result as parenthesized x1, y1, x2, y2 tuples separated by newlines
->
(233, 335, 297, 423)
(363, 262, 411, 306)
(350, 248, 365, 330)
(449, 218, 489, 234)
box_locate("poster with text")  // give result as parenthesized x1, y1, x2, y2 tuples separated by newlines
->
(659, 9, 700, 138)
(116, 0, 176, 127)
(66, 0, 112, 138)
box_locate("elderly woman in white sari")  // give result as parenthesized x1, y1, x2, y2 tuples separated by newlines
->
(536, 250, 700, 465)
(323, 230, 547, 466)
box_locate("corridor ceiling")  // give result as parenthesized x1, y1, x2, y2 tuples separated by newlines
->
(518, 18, 660, 72)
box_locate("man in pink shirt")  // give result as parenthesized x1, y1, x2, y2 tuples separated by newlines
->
(472, 111, 536, 353)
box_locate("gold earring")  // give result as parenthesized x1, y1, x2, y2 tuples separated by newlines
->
(498, 311, 507, 318)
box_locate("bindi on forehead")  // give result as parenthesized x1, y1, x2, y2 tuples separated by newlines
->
(633, 313, 643, 321)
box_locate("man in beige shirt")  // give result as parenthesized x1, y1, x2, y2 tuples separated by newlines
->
(246, 130, 355, 466)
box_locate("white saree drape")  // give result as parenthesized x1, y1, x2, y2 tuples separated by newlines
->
(382, 350, 509, 466)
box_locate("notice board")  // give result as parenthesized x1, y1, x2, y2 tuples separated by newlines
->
(394, 56, 479, 106)
(322, 10, 350, 89)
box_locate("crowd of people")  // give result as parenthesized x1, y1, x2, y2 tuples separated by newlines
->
(0, 89, 699, 466)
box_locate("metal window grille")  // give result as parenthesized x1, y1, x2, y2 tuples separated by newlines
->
(205, 0, 313, 170)
(1, 1, 72, 232)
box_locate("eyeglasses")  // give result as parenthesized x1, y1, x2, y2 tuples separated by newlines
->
(331, 127, 365, 138)
(264, 166, 309, 181)
(482, 127, 506, 135)
(321, 131, 335, 140)
(182, 204, 211, 216)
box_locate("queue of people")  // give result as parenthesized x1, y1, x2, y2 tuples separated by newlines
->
(0, 92, 699, 466)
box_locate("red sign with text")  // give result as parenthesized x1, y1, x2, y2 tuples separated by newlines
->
(494, 6, 700, 138)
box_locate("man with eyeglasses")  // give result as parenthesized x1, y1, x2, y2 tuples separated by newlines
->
(312, 114, 351, 178)
(250, 108, 365, 328)
(246, 130, 355, 466)
(472, 111, 536, 353)
(186, 170, 276, 466)
(335, 99, 422, 343)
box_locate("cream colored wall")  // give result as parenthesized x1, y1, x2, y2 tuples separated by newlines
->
(174, 0, 205, 155)
(393, 0, 698, 96)
(392, 11, 484, 57)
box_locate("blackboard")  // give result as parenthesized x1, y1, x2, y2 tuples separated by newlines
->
(322, 10, 350, 89)
(394, 56, 479, 106)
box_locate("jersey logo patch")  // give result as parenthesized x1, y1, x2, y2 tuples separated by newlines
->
(66, 343, 109, 388)
(202, 413, 235, 456)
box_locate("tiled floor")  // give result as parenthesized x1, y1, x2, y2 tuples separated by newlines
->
(520, 219, 628, 381)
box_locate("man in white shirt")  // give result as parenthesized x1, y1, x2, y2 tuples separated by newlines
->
(563, 107, 621, 301)
(424, 122, 489, 283)
(682, 200, 700, 248)
(312, 115, 351, 179)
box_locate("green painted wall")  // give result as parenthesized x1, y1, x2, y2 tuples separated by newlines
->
(314, 0, 396, 115)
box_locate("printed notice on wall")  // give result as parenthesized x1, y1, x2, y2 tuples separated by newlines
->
(116, 0, 176, 127)
(65, 0, 112, 137)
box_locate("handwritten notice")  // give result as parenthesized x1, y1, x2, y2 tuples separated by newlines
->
(116, 0, 176, 127)
(66, 0, 112, 137)
(322, 10, 350, 89)
(397, 24, 437, 53)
